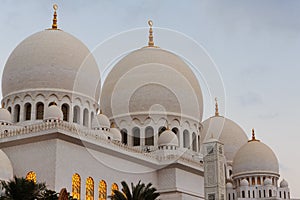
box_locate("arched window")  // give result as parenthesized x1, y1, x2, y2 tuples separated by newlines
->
(280, 191, 282, 198)
(259, 190, 261, 198)
(257, 177, 261, 185)
(284, 191, 286, 199)
(242, 191, 245, 198)
(172, 127, 179, 142)
(183, 130, 189, 148)
(90, 112, 94, 127)
(72, 173, 81, 200)
(192, 132, 197, 151)
(111, 183, 118, 196)
(26, 171, 36, 183)
(269, 189, 272, 197)
(228, 193, 230, 200)
(83, 108, 89, 127)
(14, 104, 20, 122)
(61, 103, 69, 121)
(248, 191, 250, 198)
(36, 102, 44, 120)
(24, 103, 31, 121)
(132, 127, 140, 146)
(98, 180, 107, 200)
(7, 107, 11, 113)
(158, 126, 166, 136)
(145, 126, 154, 146)
(86, 177, 94, 200)
(121, 129, 128, 145)
(73, 106, 80, 124)
(253, 191, 255, 198)
(198, 135, 201, 152)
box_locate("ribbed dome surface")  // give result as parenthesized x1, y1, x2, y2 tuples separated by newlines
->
(2, 30, 100, 101)
(101, 47, 203, 121)
(232, 140, 279, 176)
(201, 116, 248, 162)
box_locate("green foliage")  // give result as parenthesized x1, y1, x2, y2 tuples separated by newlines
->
(112, 180, 160, 200)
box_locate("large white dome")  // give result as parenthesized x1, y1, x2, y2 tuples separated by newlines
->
(201, 116, 248, 162)
(232, 139, 279, 176)
(2, 30, 100, 101)
(100, 47, 203, 121)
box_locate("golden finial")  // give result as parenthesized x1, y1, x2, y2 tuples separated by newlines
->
(52, 4, 58, 29)
(148, 20, 154, 47)
(215, 97, 219, 116)
(249, 128, 260, 142)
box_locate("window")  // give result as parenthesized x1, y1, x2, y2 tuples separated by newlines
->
(269, 189, 272, 197)
(121, 129, 128, 145)
(62, 104, 69, 121)
(158, 126, 166, 136)
(132, 127, 140, 146)
(264, 190, 266, 197)
(259, 190, 261, 198)
(242, 191, 245, 198)
(36, 102, 44, 120)
(7, 107, 11, 113)
(284, 191, 286, 199)
(253, 190, 255, 198)
(90, 112, 94, 126)
(145, 126, 154, 146)
(208, 193, 215, 200)
(72, 173, 81, 200)
(183, 130, 189, 148)
(192, 132, 197, 151)
(24, 103, 31, 120)
(14, 104, 20, 122)
(228, 194, 230, 200)
(280, 191, 282, 198)
(83, 108, 89, 127)
(73, 106, 80, 124)
(98, 180, 107, 200)
(257, 177, 261, 185)
(248, 191, 250, 198)
(26, 171, 36, 183)
(111, 183, 118, 196)
(86, 177, 94, 200)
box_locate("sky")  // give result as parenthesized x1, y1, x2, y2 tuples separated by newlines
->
(0, 0, 300, 198)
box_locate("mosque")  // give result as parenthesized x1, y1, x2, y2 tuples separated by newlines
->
(0, 5, 291, 200)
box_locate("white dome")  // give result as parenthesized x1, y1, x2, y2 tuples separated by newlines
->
(110, 128, 122, 142)
(264, 178, 272, 186)
(201, 116, 248, 162)
(101, 47, 203, 121)
(240, 179, 249, 187)
(232, 140, 279, 176)
(44, 105, 63, 120)
(158, 129, 179, 147)
(280, 179, 289, 188)
(2, 30, 100, 101)
(92, 113, 110, 129)
(0, 150, 13, 181)
(0, 108, 12, 124)
(226, 182, 233, 189)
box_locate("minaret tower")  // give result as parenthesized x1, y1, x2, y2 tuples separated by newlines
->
(203, 134, 226, 200)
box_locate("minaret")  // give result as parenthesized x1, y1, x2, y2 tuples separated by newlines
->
(203, 135, 226, 200)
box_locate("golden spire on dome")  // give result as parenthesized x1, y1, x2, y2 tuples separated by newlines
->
(249, 128, 260, 142)
(148, 20, 155, 47)
(52, 4, 58, 29)
(215, 97, 219, 116)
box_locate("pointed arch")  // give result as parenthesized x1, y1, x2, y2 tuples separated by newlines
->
(121, 129, 128, 145)
(14, 104, 20, 122)
(83, 108, 89, 127)
(183, 129, 190, 148)
(72, 173, 81, 200)
(86, 177, 94, 200)
(73, 106, 80, 124)
(36, 102, 44, 120)
(26, 171, 36, 183)
(24, 103, 32, 121)
(132, 127, 140, 146)
(145, 126, 154, 146)
(192, 132, 197, 151)
(61, 103, 69, 121)
(98, 180, 107, 200)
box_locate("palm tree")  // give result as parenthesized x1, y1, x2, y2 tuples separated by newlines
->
(0, 176, 46, 200)
(112, 180, 160, 200)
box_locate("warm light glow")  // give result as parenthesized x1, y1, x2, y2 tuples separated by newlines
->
(72, 173, 81, 200)
(86, 177, 94, 200)
(111, 183, 119, 196)
(98, 180, 107, 200)
(26, 171, 36, 183)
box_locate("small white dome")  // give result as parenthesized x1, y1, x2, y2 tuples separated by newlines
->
(158, 129, 179, 147)
(44, 105, 63, 120)
(280, 179, 289, 188)
(226, 182, 233, 189)
(110, 128, 122, 142)
(92, 113, 110, 129)
(264, 178, 272, 186)
(232, 139, 279, 176)
(0, 108, 12, 124)
(240, 179, 249, 187)
(0, 150, 13, 181)
(201, 116, 248, 162)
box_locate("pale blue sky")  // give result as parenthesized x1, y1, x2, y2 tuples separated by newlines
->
(0, 0, 299, 197)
